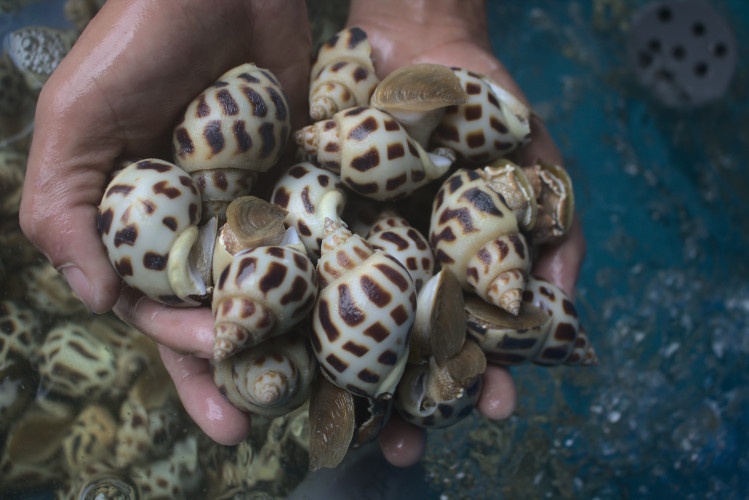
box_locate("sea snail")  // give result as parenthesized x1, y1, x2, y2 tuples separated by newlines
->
(429, 168, 531, 316)
(465, 276, 598, 366)
(172, 63, 291, 222)
(98, 159, 214, 307)
(212, 329, 317, 417)
(211, 197, 318, 362)
(310, 218, 416, 399)
(295, 106, 455, 201)
(309, 26, 380, 121)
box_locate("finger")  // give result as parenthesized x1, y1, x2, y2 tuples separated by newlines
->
(113, 286, 215, 358)
(477, 365, 517, 420)
(158, 344, 251, 445)
(378, 412, 427, 467)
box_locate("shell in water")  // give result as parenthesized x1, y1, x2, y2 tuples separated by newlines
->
(3, 26, 75, 91)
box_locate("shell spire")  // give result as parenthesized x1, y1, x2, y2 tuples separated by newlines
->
(309, 27, 380, 121)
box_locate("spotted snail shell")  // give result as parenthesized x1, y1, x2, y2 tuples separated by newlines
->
(295, 106, 455, 201)
(311, 218, 416, 399)
(270, 161, 347, 260)
(365, 209, 435, 293)
(430, 168, 531, 315)
(212, 329, 317, 417)
(309, 27, 380, 121)
(98, 159, 212, 307)
(431, 67, 531, 163)
(466, 276, 597, 366)
(172, 63, 291, 222)
(212, 231, 318, 362)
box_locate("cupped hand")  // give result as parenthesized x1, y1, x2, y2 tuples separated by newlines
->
(347, 0, 586, 467)
(20, 0, 312, 444)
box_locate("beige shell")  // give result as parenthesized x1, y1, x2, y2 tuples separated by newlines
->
(172, 63, 291, 221)
(270, 161, 347, 260)
(309, 27, 380, 121)
(465, 276, 597, 366)
(310, 218, 416, 399)
(430, 168, 531, 315)
(295, 106, 455, 201)
(480, 160, 538, 232)
(212, 330, 317, 417)
(365, 209, 435, 292)
(431, 67, 531, 163)
(521, 161, 576, 245)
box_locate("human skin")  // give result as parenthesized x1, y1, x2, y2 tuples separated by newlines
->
(19, 0, 585, 467)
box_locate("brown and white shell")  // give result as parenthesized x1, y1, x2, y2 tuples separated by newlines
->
(295, 106, 455, 201)
(172, 63, 291, 221)
(430, 168, 531, 315)
(98, 159, 211, 307)
(365, 209, 435, 293)
(212, 329, 317, 417)
(466, 276, 597, 366)
(270, 161, 347, 260)
(310, 218, 416, 399)
(309, 27, 380, 121)
(431, 67, 531, 163)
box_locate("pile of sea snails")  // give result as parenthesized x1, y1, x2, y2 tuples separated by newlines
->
(96, 26, 597, 471)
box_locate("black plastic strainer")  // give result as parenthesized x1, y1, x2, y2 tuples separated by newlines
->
(628, 0, 737, 107)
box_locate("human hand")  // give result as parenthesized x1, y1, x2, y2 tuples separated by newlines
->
(20, 0, 312, 445)
(346, 0, 586, 467)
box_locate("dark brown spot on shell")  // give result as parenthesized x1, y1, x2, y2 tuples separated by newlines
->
(377, 349, 398, 365)
(97, 209, 114, 235)
(360, 275, 392, 307)
(301, 187, 314, 213)
(217, 89, 239, 115)
(347, 116, 379, 141)
(390, 304, 410, 325)
(384, 119, 400, 131)
(174, 128, 194, 157)
(233, 120, 252, 152)
(490, 116, 509, 135)
(386, 173, 407, 192)
(259, 122, 276, 158)
(297, 220, 312, 236)
(324, 141, 340, 153)
(338, 283, 365, 326)
(555, 322, 577, 342)
(358, 368, 380, 384)
(105, 184, 134, 198)
(316, 298, 340, 343)
(272, 187, 290, 208)
(326, 352, 348, 373)
(353, 67, 369, 82)
(114, 225, 138, 247)
(462, 187, 503, 216)
(350, 148, 380, 171)
(204, 120, 225, 154)
(347, 27, 368, 49)
(138, 159, 172, 172)
(487, 91, 500, 109)
(343, 340, 368, 357)
(143, 252, 167, 271)
(465, 82, 482, 95)
(562, 299, 578, 318)
(387, 143, 405, 160)
(375, 263, 409, 292)
(464, 104, 482, 121)
(344, 177, 378, 194)
(196, 95, 210, 117)
(363, 322, 389, 343)
(466, 131, 485, 148)
(268, 86, 288, 122)
(115, 257, 133, 276)
(243, 86, 267, 117)
(280, 275, 310, 305)
(162, 216, 178, 231)
(259, 262, 287, 293)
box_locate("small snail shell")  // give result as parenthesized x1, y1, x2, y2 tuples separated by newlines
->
(98, 159, 212, 307)
(62, 404, 117, 474)
(172, 63, 291, 221)
(430, 168, 531, 315)
(309, 27, 380, 121)
(521, 161, 576, 245)
(211, 199, 318, 361)
(370, 63, 468, 147)
(431, 67, 531, 163)
(465, 276, 597, 366)
(480, 160, 538, 232)
(270, 161, 347, 260)
(4, 26, 76, 91)
(295, 106, 455, 201)
(366, 209, 435, 293)
(212, 330, 317, 417)
(310, 218, 416, 399)
(394, 340, 485, 428)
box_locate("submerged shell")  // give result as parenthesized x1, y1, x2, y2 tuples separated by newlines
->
(3, 26, 75, 90)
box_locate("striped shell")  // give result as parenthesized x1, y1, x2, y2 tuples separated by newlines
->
(172, 63, 291, 221)
(431, 67, 531, 163)
(311, 219, 416, 399)
(212, 243, 318, 361)
(466, 276, 597, 366)
(270, 162, 347, 260)
(212, 330, 317, 417)
(97, 159, 206, 307)
(295, 106, 454, 201)
(366, 210, 435, 293)
(430, 168, 531, 315)
(309, 27, 380, 121)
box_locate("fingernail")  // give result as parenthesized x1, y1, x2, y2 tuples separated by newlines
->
(60, 265, 97, 312)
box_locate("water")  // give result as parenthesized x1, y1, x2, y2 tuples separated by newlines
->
(2, 0, 749, 498)
(417, 1, 749, 498)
